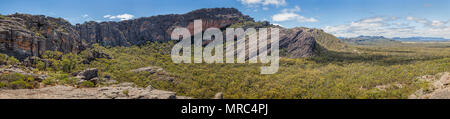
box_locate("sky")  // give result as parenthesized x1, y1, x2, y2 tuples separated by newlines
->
(1, 0, 449, 38)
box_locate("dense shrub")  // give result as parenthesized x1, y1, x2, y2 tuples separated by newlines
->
(68, 42, 449, 99)
(0, 54, 20, 65)
(0, 73, 37, 89)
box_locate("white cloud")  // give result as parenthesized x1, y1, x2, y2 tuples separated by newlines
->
(272, 13, 317, 22)
(82, 14, 89, 18)
(262, 0, 286, 6)
(406, 16, 448, 28)
(271, 6, 317, 23)
(239, 0, 286, 6)
(281, 5, 301, 13)
(103, 15, 112, 18)
(272, 12, 299, 21)
(104, 14, 135, 21)
(272, 23, 284, 27)
(240, 0, 263, 4)
(324, 16, 450, 39)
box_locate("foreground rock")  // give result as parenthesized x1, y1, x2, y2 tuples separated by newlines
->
(409, 72, 450, 99)
(0, 83, 191, 99)
(73, 68, 98, 81)
(213, 92, 223, 99)
(0, 65, 47, 81)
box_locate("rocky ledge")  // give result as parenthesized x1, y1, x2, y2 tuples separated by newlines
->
(0, 83, 191, 99)
(409, 72, 450, 99)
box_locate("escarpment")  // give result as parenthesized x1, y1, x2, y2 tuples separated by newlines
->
(0, 8, 344, 60)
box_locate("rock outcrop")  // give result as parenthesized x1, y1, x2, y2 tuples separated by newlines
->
(409, 72, 450, 99)
(75, 8, 253, 47)
(0, 83, 191, 99)
(0, 65, 47, 81)
(73, 68, 98, 81)
(279, 28, 318, 58)
(0, 14, 83, 60)
(130, 66, 175, 82)
(213, 92, 223, 99)
(1, 8, 343, 60)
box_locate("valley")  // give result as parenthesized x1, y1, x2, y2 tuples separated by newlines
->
(0, 8, 449, 99)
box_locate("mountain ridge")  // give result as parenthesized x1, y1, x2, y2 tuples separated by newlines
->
(0, 8, 344, 60)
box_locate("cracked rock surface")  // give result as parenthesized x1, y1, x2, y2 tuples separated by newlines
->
(0, 83, 191, 99)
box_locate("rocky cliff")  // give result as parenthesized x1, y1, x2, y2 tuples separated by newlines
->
(0, 8, 343, 60)
(0, 14, 82, 60)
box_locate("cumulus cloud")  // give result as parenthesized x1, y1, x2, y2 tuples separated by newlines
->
(239, 0, 286, 6)
(271, 6, 318, 23)
(324, 16, 450, 38)
(262, 0, 286, 6)
(406, 16, 448, 28)
(281, 5, 301, 13)
(104, 14, 135, 21)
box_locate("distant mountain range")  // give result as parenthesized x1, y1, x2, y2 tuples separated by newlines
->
(339, 36, 450, 45)
(392, 37, 450, 42)
(339, 36, 401, 45)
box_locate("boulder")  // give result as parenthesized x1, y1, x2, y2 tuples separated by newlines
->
(74, 68, 98, 81)
(213, 92, 223, 99)
(130, 66, 175, 82)
(130, 66, 165, 74)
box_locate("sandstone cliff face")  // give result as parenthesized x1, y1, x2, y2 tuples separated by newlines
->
(0, 14, 82, 60)
(75, 8, 253, 47)
(0, 8, 341, 60)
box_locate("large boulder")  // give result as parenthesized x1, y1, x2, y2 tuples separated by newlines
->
(73, 68, 98, 81)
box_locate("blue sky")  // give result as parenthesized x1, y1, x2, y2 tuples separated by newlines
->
(1, 0, 449, 38)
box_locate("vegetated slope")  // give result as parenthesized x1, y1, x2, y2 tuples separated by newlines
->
(29, 42, 447, 99)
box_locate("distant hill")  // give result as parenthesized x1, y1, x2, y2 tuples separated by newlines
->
(392, 37, 450, 42)
(340, 36, 401, 45)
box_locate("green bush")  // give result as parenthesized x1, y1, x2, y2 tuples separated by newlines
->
(0, 54, 20, 65)
(79, 81, 95, 88)
(0, 82, 7, 88)
(0, 73, 37, 89)
(9, 79, 31, 89)
(42, 78, 57, 86)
